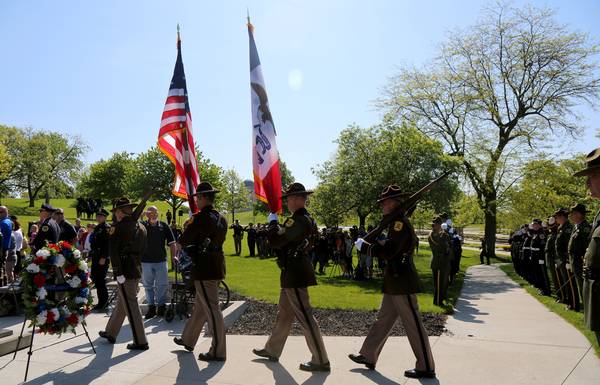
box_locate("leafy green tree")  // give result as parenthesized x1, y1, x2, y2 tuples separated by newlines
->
(379, 3, 600, 257)
(222, 169, 251, 222)
(503, 155, 599, 230)
(312, 121, 460, 227)
(77, 152, 136, 201)
(7, 127, 87, 207)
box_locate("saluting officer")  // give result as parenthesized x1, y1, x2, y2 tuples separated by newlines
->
(252, 183, 330, 372)
(99, 197, 149, 350)
(568, 203, 591, 300)
(574, 148, 600, 343)
(174, 182, 228, 361)
(90, 208, 111, 311)
(555, 209, 578, 310)
(350, 185, 435, 379)
(428, 216, 451, 306)
(30, 203, 60, 253)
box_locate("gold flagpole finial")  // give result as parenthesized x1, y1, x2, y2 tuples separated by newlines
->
(246, 8, 254, 32)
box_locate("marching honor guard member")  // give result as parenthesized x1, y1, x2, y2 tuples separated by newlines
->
(99, 196, 150, 350)
(349, 185, 435, 379)
(252, 183, 330, 372)
(174, 182, 228, 361)
(574, 148, 600, 344)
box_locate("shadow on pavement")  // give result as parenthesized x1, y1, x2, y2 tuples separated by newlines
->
(252, 358, 329, 385)
(174, 350, 224, 385)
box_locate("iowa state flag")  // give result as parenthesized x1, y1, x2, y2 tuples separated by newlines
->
(247, 20, 282, 214)
(158, 28, 200, 213)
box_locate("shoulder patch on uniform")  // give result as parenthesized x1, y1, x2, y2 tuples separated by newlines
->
(393, 221, 404, 232)
(540, 234, 545, 240)
(41, 225, 49, 232)
(108, 227, 115, 235)
(285, 218, 295, 227)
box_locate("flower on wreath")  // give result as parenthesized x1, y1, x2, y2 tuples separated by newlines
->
(54, 254, 66, 267)
(49, 244, 60, 252)
(78, 260, 88, 272)
(60, 241, 73, 249)
(67, 276, 81, 288)
(36, 310, 47, 325)
(46, 308, 59, 324)
(26, 263, 40, 273)
(67, 313, 79, 325)
(36, 287, 47, 300)
(33, 273, 46, 288)
(36, 249, 51, 258)
(73, 249, 81, 259)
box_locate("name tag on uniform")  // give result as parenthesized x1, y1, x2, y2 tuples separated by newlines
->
(538, 260, 545, 265)
(393, 221, 403, 232)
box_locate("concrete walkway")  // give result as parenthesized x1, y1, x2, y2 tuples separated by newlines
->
(0, 264, 598, 384)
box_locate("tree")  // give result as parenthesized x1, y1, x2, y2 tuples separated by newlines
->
(8, 127, 87, 207)
(503, 155, 599, 229)
(311, 120, 460, 227)
(77, 152, 136, 202)
(379, 3, 600, 258)
(221, 169, 251, 222)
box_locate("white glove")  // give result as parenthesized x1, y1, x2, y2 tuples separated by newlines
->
(355, 238, 365, 252)
(267, 213, 278, 223)
(116, 275, 126, 284)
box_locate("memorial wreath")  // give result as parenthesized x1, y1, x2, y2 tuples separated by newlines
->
(21, 241, 93, 335)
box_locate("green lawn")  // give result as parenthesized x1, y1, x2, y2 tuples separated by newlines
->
(499, 264, 600, 358)
(5, 197, 487, 314)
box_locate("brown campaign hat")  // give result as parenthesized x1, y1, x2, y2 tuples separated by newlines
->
(111, 197, 137, 212)
(377, 184, 412, 203)
(281, 182, 313, 199)
(194, 181, 220, 195)
(574, 148, 600, 177)
(552, 208, 569, 217)
(570, 203, 589, 214)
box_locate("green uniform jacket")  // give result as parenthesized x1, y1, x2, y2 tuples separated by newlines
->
(555, 222, 573, 267)
(583, 223, 600, 331)
(178, 205, 228, 281)
(428, 230, 451, 271)
(268, 207, 317, 288)
(109, 216, 147, 279)
(365, 214, 422, 295)
(545, 229, 557, 267)
(568, 221, 591, 275)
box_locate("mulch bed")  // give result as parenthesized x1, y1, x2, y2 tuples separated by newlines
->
(227, 295, 447, 336)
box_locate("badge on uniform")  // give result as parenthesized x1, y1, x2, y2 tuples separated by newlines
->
(41, 225, 49, 232)
(108, 227, 115, 235)
(393, 221, 403, 232)
(285, 219, 295, 228)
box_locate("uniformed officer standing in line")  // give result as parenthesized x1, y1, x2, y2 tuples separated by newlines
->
(530, 219, 550, 296)
(509, 227, 524, 276)
(555, 209, 578, 310)
(545, 217, 563, 302)
(428, 216, 451, 306)
(574, 148, 600, 343)
(174, 182, 228, 361)
(30, 204, 60, 253)
(99, 196, 149, 350)
(521, 225, 533, 282)
(568, 203, 591, 300)
(230, 219, 244, 256)
(350, 185, 435, 379)
(244, 223, 257, 257)
(90, 208, 111, 311)
(252, 183, 330, 372)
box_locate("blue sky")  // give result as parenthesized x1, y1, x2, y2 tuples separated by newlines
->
(1, 0, 599, 188)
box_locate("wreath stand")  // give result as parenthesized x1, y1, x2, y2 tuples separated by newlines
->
(11, 276, 96, 382)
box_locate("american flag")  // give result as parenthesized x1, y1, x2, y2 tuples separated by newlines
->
(158, 28, 200, 213)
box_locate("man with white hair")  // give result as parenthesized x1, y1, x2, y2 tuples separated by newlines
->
(141, 205, 176, 319)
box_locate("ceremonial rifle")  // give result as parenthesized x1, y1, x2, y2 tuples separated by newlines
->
(362, 171, 451, 244)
